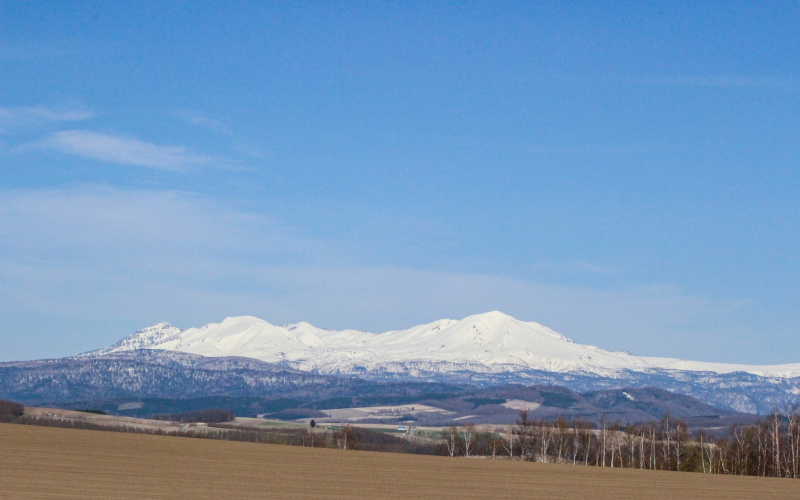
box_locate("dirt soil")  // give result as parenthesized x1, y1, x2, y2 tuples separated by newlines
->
(1, 423, 799, 500)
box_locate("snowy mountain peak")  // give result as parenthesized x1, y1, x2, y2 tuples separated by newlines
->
(465, 310, 513, 323)
(91, 312, 800, 379)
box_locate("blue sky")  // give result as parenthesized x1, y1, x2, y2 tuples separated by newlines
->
(1, 2, 798, 363)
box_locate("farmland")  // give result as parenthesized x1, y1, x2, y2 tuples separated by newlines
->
(2, 423, 799, 499)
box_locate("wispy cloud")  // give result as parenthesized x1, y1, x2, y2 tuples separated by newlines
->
(176, 110, 232, 135)
(44, 130, 215, 171)
(0, 105, 93, 132)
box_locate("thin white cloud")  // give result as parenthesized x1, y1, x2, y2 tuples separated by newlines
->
(0, 105, 93, 132)
(45, 130, 215, 171)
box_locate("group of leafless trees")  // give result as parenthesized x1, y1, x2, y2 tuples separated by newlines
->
(699, 409, 800, 478)
(438, 407, 800, 479)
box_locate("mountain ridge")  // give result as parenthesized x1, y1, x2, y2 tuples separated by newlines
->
(90, 311, 800, 379)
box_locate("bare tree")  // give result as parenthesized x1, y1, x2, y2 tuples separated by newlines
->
(622, 425, 638, 468)
(462, 424, 476, 458)
(639, 425, 645, 469)
(673, 420, 690, 471)
(707, 437, 719, 474)
(537, 419, 552, 463)
(575, 419, 593, 467)
(731, 422, 747, 475)
(788, 405, 799, 479)
(648, 422, 658, 470)
(443, 425, 460, 457)
(516, 410, 533, 460)
(554, 415, 570, 462)
(696, 429, 710, 473)
(484, 426, 499, 459)
(769, 409, 782, 477)
(756, 421, 769, 476)
(717, 437, 730, 475)
(660, 413, 673, 470)
(334, 426, 357, 450)
(598, 413, 607, 467)
(501, 428, 515, 459)
(570, 425, 581, 465)
(607, 421, 621, 468)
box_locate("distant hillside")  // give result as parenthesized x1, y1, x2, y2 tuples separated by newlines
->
(2, 347, 795, 416)
(1, 346, 746, 426)
(0, 350, 460, 405)
(365, 385, 751, 427)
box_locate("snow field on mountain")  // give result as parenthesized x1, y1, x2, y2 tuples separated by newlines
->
(96, 311, 800, 378)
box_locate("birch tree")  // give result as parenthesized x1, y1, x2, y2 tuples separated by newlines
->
(788, 405, 799, 479)
(769, 410, 782, 477)
(607, 421, 621, 468)
(648, 422, 658, 470)
(570, 425, 581, 465)
(462, 424, 476, 458)
(673, 420, 690, 471)
(554, 415, 570, 462)
(538, 419, 552, 463)
(501, 428, 515, 459)
(660, 413, 673, 470)
(599, 414, 607, 467)
(622, 425, 638, 468)
(484, 426, 499, 459)
(444, 425, 460, 457)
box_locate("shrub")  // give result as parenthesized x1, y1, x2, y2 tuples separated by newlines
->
(0, 399, 25, 423)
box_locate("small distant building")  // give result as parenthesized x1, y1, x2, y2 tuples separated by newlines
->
(397, 426, 406, 431)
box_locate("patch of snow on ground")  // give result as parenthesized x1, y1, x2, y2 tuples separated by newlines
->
(501, 400, 542, 411)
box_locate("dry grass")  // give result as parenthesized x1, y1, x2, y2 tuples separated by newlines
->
(1, 423, 798, 499)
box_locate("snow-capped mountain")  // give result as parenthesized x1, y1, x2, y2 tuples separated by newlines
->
(93, 311, 800, 379)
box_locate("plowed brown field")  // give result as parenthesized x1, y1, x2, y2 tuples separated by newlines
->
(1, 423, 798, 499)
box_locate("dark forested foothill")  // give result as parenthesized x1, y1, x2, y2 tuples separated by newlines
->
(76, 409, 108, 415)
(151, 409, 234, 423)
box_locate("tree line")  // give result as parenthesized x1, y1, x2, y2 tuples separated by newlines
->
(437, 407, 800, 479)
